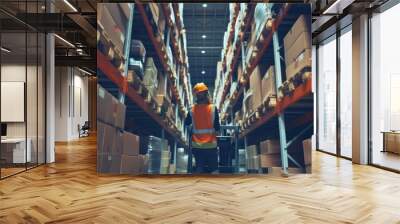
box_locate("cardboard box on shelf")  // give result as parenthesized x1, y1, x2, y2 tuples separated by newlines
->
(261, 66, 276, 100)
(112, 97, 126, 129)
(121, 131, 140, 156)
(97, 4, 125, 57)
(120, 155, 140, 174)
(283, 15, 309, 57)
(98, 121, 122, 154)
(260, 139, 280, 155)
(249, 66, 263, 110)
(97, 85, 126, 129)
(285, 31, 311, 67)
(285, 48, 312, 81)
(302, 138, 312, 166)
(260, 154, 281, 167)
(97, 154, 122, 173)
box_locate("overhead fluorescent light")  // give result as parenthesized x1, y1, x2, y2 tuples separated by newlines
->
(1, 47, 11, 53)
(78, 67, 93, 76)
(63, 0, 78, 12)
(201, 70, 206, 74)
(54, 34, 75, 48)
(202, 34, 207, 39)
(202, 4, 207, 8)
(201, 50, 206, 54)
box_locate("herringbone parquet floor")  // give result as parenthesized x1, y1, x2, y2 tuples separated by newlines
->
(1, 135, 400, 224)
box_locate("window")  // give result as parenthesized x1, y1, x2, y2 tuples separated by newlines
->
(339, 27, 352, 158)
(370, 3, 400, 171)
(317, 35, 337, 154)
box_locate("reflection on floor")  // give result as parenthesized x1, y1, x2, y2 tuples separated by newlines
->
(373, 150, 400, 171)
(0, 135, 400, 223)
(1, 163, 43, 179)
(0, 167, 25, 178)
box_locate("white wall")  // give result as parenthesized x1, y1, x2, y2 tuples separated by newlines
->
(55, 67, 89, 141)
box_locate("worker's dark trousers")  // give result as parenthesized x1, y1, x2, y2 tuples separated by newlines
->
(192, 148, 218, 174)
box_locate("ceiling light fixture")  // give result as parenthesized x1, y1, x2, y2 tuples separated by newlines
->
(201, 70, 206, 74)
(202, 4, 207, 8)
(63, 0, 78, 12)
(54, 34, 75, 48)
(202, 34, 207, 39)
(201, 50, 206, 54)
(1, 47, 11, 53)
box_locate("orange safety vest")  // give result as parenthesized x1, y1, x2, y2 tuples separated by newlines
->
(191, 104, 217, 149)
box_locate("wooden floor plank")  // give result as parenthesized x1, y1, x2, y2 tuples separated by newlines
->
(0, 135, 400, 223)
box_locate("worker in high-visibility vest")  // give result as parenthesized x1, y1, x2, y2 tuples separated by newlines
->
(185, 82, 220, 173)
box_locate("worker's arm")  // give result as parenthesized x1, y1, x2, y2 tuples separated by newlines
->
(214, 108, 220, 132)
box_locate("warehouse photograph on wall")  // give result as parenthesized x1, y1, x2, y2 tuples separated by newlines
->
(97, 2, 313, 175)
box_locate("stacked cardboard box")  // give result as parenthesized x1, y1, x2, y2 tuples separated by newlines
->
(246, 145, 260, 171)
(259, 139, 281, 168)
(97, 85, 146, 174)
(249, 66, 263, 111)
(261, 66, 276, 101)
(97, 85, 126, 129)
(97, 123, 143, 174)
(283, 15, 311, 81)
(98, 4, 128, 57)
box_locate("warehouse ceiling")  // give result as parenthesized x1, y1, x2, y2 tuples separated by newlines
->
(183, 3, 230, 89)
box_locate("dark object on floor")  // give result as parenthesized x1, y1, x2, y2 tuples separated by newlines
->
(79, 121, 90, 138)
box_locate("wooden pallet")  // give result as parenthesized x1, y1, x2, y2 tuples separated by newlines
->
(278, 70, 311, 99)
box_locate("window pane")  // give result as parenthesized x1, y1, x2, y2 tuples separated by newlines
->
(318, 36, 337, 154)
(340, 28, 352, 158)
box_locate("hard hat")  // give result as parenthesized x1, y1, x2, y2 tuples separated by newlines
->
(193, 82, 208, 94)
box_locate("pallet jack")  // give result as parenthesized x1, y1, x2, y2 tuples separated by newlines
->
(187, 125, 240, 174)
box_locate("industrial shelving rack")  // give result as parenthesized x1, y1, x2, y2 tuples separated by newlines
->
(97, 2, 192, 168)
(216, 3, 313, 175)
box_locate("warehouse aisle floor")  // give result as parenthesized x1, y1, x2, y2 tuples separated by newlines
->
(1, 136, 400, 223)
